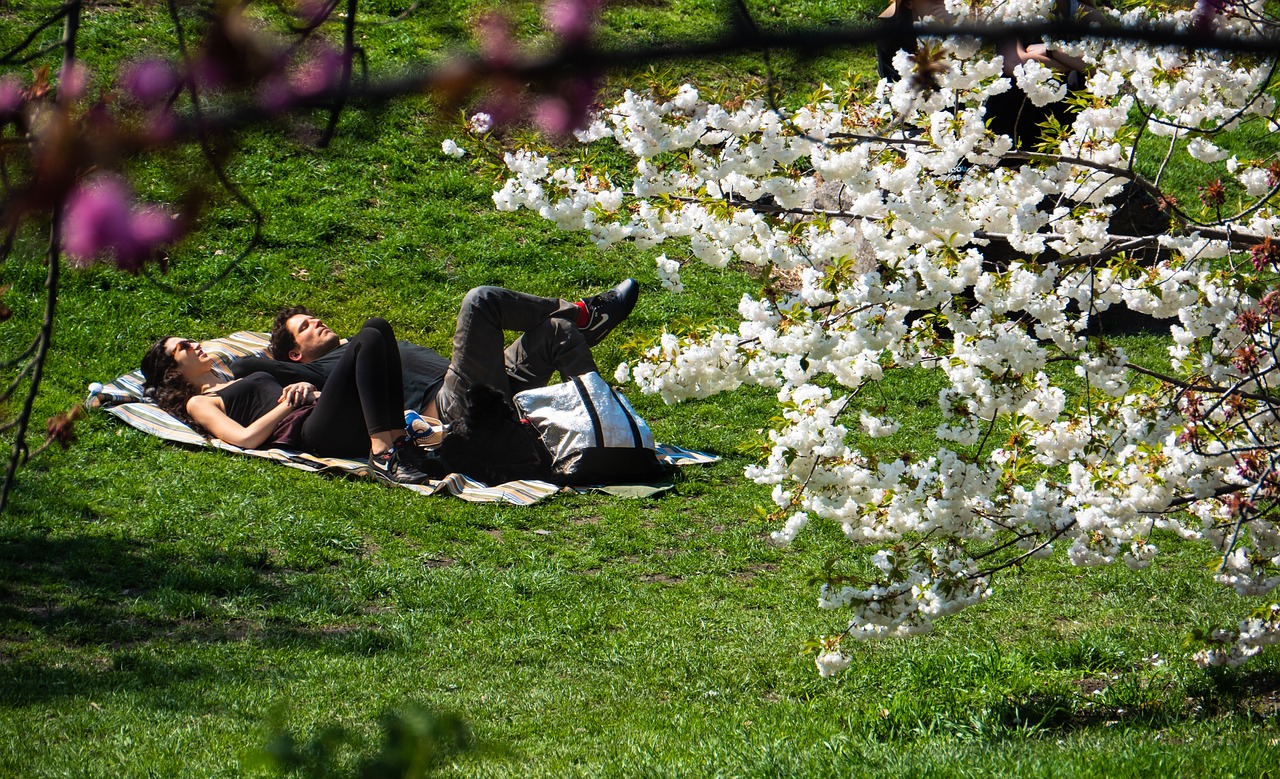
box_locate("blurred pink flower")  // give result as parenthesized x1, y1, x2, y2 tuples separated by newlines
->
(63, 176, 132, 262)
(0, 75, 23, 118)
(1193, 0, 1232, 33)
(290, 44, 344, 97)
(534, 77, 597, 135)
(476, 12, 515, 67)
(63, 175, 181, 272)
(257, 74, 295, 111)
(533, 96, 572, 135)
(543, 0, 599, 42)
(120, 59, 181, 106)
(58, 61, 87, 101)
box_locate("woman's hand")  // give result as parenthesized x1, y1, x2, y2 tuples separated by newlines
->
(279, 382, 318, 407)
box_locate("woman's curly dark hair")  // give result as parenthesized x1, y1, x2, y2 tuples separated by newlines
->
(140, 337, 210, 436)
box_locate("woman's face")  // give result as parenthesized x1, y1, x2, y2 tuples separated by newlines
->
(165, 337, 211, 379)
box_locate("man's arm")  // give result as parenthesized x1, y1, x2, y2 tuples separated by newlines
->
(397, 341, 450, 412)
(231, 356, 331, 387)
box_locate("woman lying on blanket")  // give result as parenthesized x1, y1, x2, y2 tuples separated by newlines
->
(141, 317, 430, 485)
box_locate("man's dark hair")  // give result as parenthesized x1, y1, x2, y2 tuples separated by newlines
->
(269, 305, 311, 361)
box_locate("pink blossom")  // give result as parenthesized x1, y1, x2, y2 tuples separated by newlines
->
(120, 59, 180, 106)
(63, 177, 133, 264)
(533, 96, 572, 135)
(257, 74, 295, 112)
(62, 175, 180, 272)
(58, 61, 87, 101)
(534, 77, 597, 135)
(290, 44, 344, 98)
(1193, 0, 1233, 33)
(0, 75, 23, 118)
(543, 0, 599, 42)
(476, 13, 515, 67)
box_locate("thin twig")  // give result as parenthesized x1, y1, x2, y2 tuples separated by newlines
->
(969, 520, 1077, 578)
(318, 0, 359, 148)
(1, 3, 76, 512)
(0, 4, 68, 64)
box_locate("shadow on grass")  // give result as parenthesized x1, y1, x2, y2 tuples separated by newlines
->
(989, 666, 1280, 738)
(1188, 667, 1280, 719)
(0, 532, 404, 706)
(866, 639, 1280, 743)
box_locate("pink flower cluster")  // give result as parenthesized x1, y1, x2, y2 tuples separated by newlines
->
(62, 176, 182, 272)
(472, 0, 602, 136)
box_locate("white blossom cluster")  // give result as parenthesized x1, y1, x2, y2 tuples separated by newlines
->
(482, 0, 1280, 674)
(1193, 604, 1280, 667)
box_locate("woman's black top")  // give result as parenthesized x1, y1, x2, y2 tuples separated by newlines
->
(212, 372, 283, 427)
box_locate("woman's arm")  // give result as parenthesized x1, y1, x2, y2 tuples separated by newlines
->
(279, 382, 319, 406)
(186, 393, 299, 449)
(1024, 43, 1087, 74)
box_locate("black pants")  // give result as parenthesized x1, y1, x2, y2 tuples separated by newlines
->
(435, 286, 598, 425)
(985, 85, 1078, 152)
(300, 318, 405, 457)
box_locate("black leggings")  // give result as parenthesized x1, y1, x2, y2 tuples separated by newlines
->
(299, 318, 405, 457)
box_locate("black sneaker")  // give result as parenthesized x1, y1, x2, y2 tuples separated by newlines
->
(579, 278, 639, 347)
(396, 437, 452, 479)
(368, 440, 432, 485)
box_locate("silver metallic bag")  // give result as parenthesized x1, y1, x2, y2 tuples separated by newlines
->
(513, 372, 665, 484)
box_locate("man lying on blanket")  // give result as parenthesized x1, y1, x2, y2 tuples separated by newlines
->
(231, 280, 639, 435)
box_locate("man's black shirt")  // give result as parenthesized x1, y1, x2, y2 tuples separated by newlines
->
(231, 340, 449, 412)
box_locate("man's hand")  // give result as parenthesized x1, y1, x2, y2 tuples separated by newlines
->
(279, 382, 318, 407)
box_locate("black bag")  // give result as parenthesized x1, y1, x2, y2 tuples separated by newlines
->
(424, 385, 553, 485)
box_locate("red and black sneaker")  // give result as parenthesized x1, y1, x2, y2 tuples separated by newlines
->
(579, 278, 639, 347)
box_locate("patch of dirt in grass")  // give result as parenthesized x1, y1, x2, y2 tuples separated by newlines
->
(171, 618, 258, 643)
(484, 529, 503, 541)
(734, 562, 778, 583)
(1253, 691, 1280, 716)
(1191, 670, 1280, 718)
(640, 573, 683, 585)
(1074, 677, 1109, 696)
(604, 0, 669, 8)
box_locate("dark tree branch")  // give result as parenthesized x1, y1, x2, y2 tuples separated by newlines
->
(139, 0, 265, 297)
(0, 4, 69, 65)
(318, 0, 359, 147)
(0, 2, 78, 512)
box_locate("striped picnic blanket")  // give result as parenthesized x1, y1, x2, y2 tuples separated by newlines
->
(90, 332, 719, 505)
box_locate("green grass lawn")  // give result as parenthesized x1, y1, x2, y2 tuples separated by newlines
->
(2, 1, 1278, 777)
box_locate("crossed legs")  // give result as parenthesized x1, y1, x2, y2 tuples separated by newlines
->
(435, 286, 598, 425)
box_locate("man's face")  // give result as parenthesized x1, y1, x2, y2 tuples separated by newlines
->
(285, 314, 341, 363)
